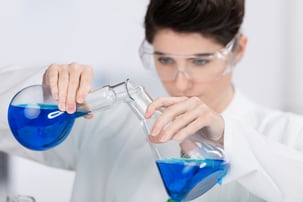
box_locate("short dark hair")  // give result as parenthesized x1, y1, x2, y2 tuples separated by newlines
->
(144, 0, 245, 45)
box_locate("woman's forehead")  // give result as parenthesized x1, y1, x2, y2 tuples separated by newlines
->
(152, 29, 224, 54)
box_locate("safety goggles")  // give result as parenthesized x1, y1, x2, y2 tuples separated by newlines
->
(139, 36, 238, 83)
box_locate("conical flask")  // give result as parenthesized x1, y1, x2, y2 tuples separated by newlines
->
(126, 86, 230, 202)
(7, 80, 136, 151)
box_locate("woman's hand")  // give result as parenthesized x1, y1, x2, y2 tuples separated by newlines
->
(43, 62, 94, 117)
(144, 96, 225, 144)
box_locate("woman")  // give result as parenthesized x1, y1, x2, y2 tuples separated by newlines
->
(1, 0, 302, 201)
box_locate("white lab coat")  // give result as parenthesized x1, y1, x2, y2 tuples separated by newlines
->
(0, 65, 303, 202)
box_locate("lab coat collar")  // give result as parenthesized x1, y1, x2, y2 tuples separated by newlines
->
(221, 87, 257, 118)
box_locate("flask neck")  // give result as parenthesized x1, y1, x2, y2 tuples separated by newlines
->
(75, 79, 142, 115)
(126, 85, 153, 120)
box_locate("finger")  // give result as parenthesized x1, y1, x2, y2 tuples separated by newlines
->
(173, 118, 208, 142)
(145, 96, 188, 118)
(158, 111, 199, 142)
(173, 104, 223, 141)
(44, 64, 60, 100)
(150, 104, 187, 137)
(150, 97, 200, 137)
(77, 65, 93, 103)
(66, 63, 82, 113)
(57, 65, 69, 111)
(84, 114, 94, 119)
(156, 102, 206, 142)
(148, 134, 163, 143)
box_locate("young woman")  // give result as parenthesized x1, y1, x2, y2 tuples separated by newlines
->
(1, 0, 302, 201)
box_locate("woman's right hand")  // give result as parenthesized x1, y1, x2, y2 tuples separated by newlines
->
(42, 62, 94, 117)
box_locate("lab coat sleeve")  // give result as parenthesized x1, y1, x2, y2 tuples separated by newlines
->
(222, 112, 303, 202)
(0, 65, 79, 170)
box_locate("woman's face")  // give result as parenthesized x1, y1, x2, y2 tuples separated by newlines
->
(152, 29, 246, 112)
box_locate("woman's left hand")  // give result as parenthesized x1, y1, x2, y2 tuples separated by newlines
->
(144, 96, 225, 144)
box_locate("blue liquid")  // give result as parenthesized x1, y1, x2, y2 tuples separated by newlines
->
(8, 104, 88, 151)
(156, 158, 229, 201)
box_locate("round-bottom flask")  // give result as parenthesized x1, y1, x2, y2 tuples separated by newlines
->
(7, 80, 133, 150)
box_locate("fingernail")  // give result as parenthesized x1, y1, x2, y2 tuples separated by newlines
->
(145, 109, 153, 117)
(160, 135, 168, 142)
(59, 103, 65, 111)
(150, 128, 159, 136)
(144, 112, 149, 118)
(68, 104, 75, 113)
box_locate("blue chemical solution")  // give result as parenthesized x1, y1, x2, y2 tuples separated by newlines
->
(156, 158, 229, 201)
(8, 104, 88, 150)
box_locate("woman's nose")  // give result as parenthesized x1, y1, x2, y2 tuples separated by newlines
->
(174, 70, 192, 92)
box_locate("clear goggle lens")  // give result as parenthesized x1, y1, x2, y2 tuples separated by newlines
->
(139, 36, 238, 83)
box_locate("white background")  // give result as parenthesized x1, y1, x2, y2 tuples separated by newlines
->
(0, 0, 303, 201)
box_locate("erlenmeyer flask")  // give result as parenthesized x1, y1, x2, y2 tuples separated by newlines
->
(127, 86, 230, 202)
(7, 80, 135, 151)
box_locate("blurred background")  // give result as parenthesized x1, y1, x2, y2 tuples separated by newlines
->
(0, 0, 302, 201)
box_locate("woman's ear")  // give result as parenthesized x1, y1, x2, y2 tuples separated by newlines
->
(233, 34, 248, 65)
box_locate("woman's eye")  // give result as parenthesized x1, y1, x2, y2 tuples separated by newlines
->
(192, 58, 209, 65)
(158, 57, 174, 65)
